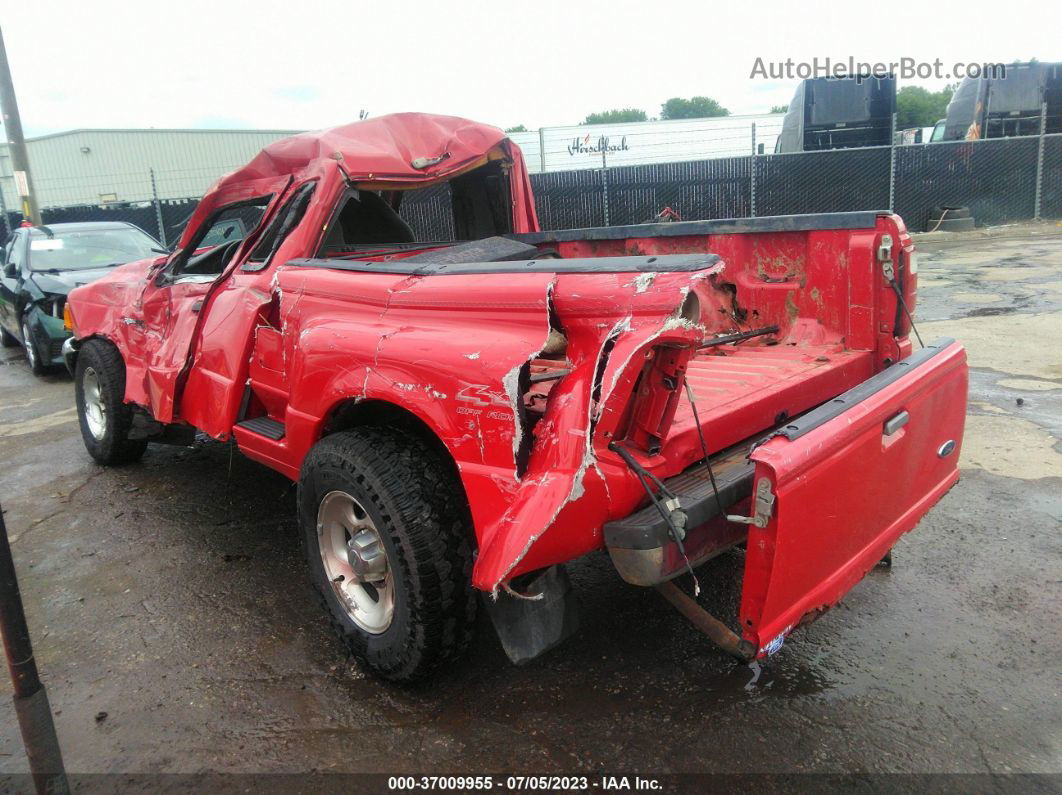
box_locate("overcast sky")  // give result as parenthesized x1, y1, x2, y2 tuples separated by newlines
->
(4, 0, 1055, 137)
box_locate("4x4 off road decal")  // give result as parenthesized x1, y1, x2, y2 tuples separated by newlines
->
(456, 384, 513, 422)
(456, 384, 510, 407)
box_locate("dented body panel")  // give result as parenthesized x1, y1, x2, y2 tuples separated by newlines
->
(65, 113, 966, 660)
(739, 339, 967, 656)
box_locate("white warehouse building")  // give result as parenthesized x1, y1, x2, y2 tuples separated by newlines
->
(0, 128, 300, 210)
(0, 114, 783, 211)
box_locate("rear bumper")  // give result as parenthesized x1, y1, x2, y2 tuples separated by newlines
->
(604, 445, 752, 586)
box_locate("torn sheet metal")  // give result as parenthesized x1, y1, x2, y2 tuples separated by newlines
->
(471, 267, 716, 592)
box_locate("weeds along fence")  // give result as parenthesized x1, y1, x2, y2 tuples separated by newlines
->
(3, 114, 1062, 247)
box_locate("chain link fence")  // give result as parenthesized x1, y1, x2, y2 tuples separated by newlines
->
(0, 163, 240, 247)
(1040, 132, 1062, 220)
(3, 118, 1062, 248)
(406, 114, 1062, 236)
(755, 146, 891, 217)
(894, 136, 1041, 229)
(397, 182, 455, 241)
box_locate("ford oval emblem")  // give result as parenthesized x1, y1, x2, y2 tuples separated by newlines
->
(937, 440, 956, 458)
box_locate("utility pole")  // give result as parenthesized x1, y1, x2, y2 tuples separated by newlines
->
(1, 506, 68, 794)
(0, 26, 41, 225)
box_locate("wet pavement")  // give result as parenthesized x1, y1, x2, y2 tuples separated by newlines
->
(0, 223, 1060, 778)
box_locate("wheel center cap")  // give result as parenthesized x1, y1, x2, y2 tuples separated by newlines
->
(346, 530, 387, 582)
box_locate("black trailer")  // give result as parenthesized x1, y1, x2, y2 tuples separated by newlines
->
(774, 75, 896, 153)
(940, 61, 1062, 141)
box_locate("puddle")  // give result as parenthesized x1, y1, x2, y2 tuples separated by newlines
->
(960, 306, 1019, 318)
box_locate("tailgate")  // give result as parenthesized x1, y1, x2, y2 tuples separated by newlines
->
(739, 338, 968, 657)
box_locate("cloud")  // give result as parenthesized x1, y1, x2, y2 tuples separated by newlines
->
(273, 85, 320, 102)
(3, 0, 1052, 135)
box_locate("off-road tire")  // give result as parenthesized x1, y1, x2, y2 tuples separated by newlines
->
(74, 339, 148, 465)
(299, 427, 476, 681)
(0, 326, 16, 347)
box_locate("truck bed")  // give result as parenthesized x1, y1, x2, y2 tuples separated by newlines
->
(670, 343, 875, 459)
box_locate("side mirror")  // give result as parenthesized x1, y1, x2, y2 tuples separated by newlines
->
(2, 263, 16, 279)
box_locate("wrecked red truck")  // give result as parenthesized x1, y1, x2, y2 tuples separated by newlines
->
(62, 113, 967, 680)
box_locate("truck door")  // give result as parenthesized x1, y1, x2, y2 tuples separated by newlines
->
(177, 180, 320, 438)
(135, 194, 278, 423)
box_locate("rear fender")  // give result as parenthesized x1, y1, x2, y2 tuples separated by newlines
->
(278, 267, 559, 553)
(276, 264, 716, 594)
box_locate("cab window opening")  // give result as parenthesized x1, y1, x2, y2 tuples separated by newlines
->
(317, 159, 513, 258)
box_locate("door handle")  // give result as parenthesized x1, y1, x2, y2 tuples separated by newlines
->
(883, 410, 909, 436)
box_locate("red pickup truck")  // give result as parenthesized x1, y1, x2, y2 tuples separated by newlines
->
(63, 114, 967, 681)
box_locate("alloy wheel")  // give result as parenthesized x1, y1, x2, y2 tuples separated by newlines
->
(316, 489, 395, 634)
(81, 366, 108, 440)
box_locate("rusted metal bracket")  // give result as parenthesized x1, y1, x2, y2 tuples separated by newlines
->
(655, 580, 756, 662)
(726, 478, 775, 528)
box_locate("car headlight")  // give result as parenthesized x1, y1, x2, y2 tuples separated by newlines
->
(38, 295, 66, 321)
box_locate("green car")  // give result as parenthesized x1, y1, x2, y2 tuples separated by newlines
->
(0, 222, 163, 376)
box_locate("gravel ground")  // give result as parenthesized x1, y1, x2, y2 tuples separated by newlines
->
(0, 222, 1059, 785)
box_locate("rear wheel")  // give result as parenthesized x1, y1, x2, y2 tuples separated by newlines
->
(74, 339, 148, 465)
(299, 427, 476, 681)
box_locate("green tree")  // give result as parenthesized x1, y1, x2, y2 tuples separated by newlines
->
(660, 96, 730, 120)
(505, 124, 528, 133)
(896, 85, 956, 128)
(582, 108, 648, 125)
(770, 104, 789, 113)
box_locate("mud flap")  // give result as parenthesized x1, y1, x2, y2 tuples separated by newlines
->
(738, 339, 968, 657)
(482, 565, 580, 664)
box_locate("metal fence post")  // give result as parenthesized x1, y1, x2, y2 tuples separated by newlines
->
(601, 149, 610, 227)
(149, 168, 167, 246)
(1034, 102, 1047, 220)
(538, 126, 547, 174)
(888, 113, 897, 212)
(750, 123, 757, 218)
